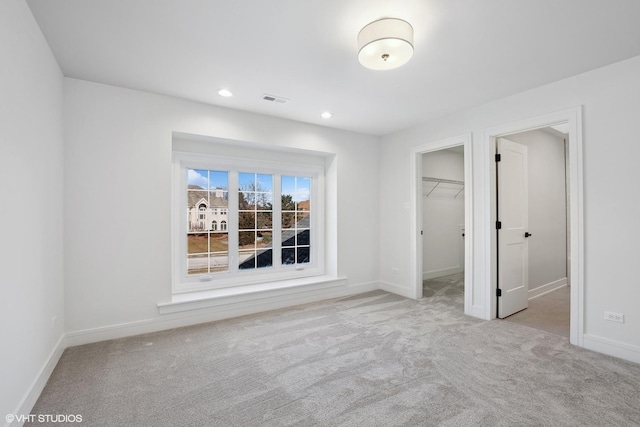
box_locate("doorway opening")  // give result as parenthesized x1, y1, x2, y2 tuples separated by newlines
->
(495, 126, 570, 338)
(410, 134, 473, 316)
(421, 147, 466, 307)
(485, 107, 584, 346)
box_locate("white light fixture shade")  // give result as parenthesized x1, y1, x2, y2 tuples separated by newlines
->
(358, 18, 414, 70)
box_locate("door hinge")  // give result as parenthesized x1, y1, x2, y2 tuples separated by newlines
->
(496, 221, 502, 230)
(495, 153, 501, 162)
(496, 288, 502, 297)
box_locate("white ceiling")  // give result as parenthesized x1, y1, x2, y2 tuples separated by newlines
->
(26, 0, 640, 136)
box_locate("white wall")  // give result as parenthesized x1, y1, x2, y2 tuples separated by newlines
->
(505, 130, 567, 295)
(0, 0, 65, 421)
(63, 78, 380, 340)
(422, 149, 465, 279)
(379, 55, 640, 361)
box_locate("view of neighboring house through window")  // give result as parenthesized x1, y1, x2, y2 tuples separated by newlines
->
(187, 169, 229, 275)
(183, 165, 315, 285)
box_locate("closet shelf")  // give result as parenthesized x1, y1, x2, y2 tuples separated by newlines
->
(422, 176, 464, 198)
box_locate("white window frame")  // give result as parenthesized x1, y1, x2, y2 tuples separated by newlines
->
(172, 151, 325, 294)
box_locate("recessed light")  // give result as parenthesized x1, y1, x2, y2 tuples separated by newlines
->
(218, 89, 233, 97)
(321, 112, 332, 119)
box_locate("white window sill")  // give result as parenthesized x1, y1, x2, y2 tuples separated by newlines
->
(157, 275, 346, 314)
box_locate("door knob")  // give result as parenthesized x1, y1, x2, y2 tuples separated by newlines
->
(524, 232, 532, 238)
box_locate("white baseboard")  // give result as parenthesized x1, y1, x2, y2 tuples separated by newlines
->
(529, 277, 568, 299)
(379, 281, 414, 299)
(582, 334, 640, 365)
(422, 266, 462, 281)
(7, 335, 66, 427)
(65, 280, 379, 347)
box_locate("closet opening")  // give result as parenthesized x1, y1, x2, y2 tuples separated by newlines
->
(421, 147, 466, 308)
(409, 134, 473, 316)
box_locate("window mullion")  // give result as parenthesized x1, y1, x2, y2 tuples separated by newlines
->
(228, 170, 239, 273)
(273, 175, 282, 269)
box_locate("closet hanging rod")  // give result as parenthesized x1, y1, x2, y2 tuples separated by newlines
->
(422, 177, 464, 185)
(422, 176, 464, 198)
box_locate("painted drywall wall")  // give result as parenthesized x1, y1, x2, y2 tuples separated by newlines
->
(379, 55, 640, 358)
(63, 78, 380, 337)
(505, 130, 567, 295)
(0, 0, 65, 420)
(422, 149, 465, 278)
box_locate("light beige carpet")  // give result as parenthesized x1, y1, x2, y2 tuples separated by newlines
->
(29, 287, 640, 426)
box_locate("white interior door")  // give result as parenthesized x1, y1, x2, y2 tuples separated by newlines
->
(497, 138, 529, 318)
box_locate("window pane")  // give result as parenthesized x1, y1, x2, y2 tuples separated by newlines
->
(238, 172, 255, 189)
(210, 233, 229, 272)
(238, 251, 255, 270)
(256, 174, 272, 191)
(239, 231, 256, 249)
(297, 247, 310, 264)
(282, 248, 295, 265)
(282, 175, 295, 195)
(296, 229, 310, 246)
(187, 233, 208, 254)
(296, 177, 310, 202)
(281, 228, 295, 247)
(257, 230, 272, 247)
(209, 255, 229, 273)
(209, 171, 228, 190)
(281, 194, 295, 211)
(239, 191, 254, 209)
(256, 193, 273, 210)
(256, 248, 273, 268)
(210, 233, 228, 252)
(188, 254, 209, 275)
(257, 212, 272, 229)
(188, 169, 209, 188)
(296, 211, 310, 228)
(187, 187, 209, 232)
(282, 212, 295, 230)
(239, 212, 255, 230)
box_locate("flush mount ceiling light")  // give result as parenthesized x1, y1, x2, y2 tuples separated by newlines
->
(357, 18, 414, 71)
(321, 112, 333, 119)
(218, 89, 233, 97)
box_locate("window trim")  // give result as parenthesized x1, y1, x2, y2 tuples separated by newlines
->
(172, 151, 325, 294)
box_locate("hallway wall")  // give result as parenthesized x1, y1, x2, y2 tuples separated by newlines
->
(378, 55, 640, 362)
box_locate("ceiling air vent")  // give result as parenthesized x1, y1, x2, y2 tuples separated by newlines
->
(262, 94, 290, 104)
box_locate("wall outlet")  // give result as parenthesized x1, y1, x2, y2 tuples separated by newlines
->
(391, 267, 399, 275)
(604, 311, 624, 323)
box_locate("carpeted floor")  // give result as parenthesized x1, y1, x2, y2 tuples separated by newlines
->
(423, 272, 464, 300)
(29, 284, 640, 426)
